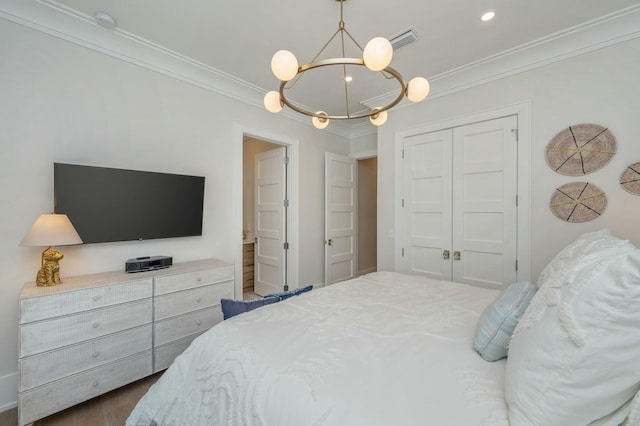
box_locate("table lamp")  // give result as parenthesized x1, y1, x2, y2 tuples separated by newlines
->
(20, 213, 83, 286)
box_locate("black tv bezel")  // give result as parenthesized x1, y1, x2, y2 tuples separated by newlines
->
(53, 163, 205, 244)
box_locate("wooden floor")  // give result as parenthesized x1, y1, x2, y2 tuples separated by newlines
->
(0, 372, 161, 426)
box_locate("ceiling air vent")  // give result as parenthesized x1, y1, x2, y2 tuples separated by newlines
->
(388, 28, 418, 50)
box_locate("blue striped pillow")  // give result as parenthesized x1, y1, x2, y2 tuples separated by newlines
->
(473, 281, 537, 362)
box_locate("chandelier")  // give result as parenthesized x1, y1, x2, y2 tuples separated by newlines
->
(263, 0, 430, 129)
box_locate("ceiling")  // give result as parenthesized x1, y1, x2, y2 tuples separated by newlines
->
(38, 0, 640, 123)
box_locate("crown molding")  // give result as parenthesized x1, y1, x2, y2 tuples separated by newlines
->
(365, 4, 640, 109)
(2, 1, 639, 139)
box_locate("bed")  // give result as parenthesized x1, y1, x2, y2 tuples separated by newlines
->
(127, 230, 640, 426)
(128, 272, 509, 425)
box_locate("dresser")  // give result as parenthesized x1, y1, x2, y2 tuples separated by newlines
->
(18, 258, 233, 426)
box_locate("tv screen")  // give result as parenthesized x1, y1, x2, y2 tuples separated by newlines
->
(54, 163, 205, 244)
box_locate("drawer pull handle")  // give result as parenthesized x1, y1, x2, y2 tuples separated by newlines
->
(93, 296, 101, 302)
(196, 320, 202, 326)
(92, 322, 100, 329)
(92, 381, 98, 387)
(196, 297, 202, 303)
(92, 351, 100, 358)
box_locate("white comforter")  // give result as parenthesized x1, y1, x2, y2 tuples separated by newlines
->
(127, 272, 508, 426)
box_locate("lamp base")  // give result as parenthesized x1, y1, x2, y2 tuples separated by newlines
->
(36, 247, 64, 286)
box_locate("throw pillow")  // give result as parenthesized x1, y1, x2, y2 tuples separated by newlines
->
(505, 238, 640, 425)
(473, 281, 537, 362)
(220, 296, 280, 320)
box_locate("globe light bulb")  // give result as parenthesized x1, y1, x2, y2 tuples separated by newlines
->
(407, 77, 430, 102)
(264, 91, 283, 113)
(363, 37, 393, 72)
(271, 50, 299, 82)
(312, 111, 330, 129)
(369, 108, 388, 126)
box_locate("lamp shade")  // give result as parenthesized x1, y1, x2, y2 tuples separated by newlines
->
(363, 37, 393, 72)
(271, 50, 299, 82)
(407, 77, 431, 102)
(264, 91, 283, 113)
(312, 111, 330, 129)
(20, 214, 83, 247)
(369, 108, 388, 126)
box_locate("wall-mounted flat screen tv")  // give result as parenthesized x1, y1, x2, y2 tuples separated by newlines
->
(54, 163, 205, 244)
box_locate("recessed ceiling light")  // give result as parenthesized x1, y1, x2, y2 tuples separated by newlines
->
(481, 11, 495, 22)
(345, 76, 353, 83)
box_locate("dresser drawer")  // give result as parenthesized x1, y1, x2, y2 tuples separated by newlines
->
(154, 281, 232, 321)
(20, 278, 152, 324)
(18, 350, 152, 426)
(154, 307, 223, 347)
(153, 331, 205, 372)
(19, 325, 152, 391)
(20, 299, 152, 357)
(154, 266, 234, 295)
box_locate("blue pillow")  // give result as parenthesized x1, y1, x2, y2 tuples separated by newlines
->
(473, 281, 537, 362)
(264, 285, 313, 301)
(220, 296, 280, 320)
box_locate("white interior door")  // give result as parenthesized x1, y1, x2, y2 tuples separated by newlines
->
(254, 147, 286, 296)
(400, 129, 453, 279)
(325, 153, 357, 285)
(452, 116, 518, 287)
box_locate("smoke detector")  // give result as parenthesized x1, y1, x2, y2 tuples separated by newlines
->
(94, 11, 117, 29)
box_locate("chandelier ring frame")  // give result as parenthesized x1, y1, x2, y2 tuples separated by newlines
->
(278, 58, 407, 121)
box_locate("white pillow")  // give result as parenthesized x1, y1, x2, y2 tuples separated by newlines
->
(537, 229, 631, 288)
(505, 236, 640, 425)
(517, 229, 634, 333)
(623, 391, 640, 426)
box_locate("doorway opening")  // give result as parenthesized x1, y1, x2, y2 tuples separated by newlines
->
(324, 153, 378, 286)
(357, 156, 377, 276)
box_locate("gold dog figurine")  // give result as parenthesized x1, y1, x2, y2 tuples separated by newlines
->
(36, 247, 64, 286)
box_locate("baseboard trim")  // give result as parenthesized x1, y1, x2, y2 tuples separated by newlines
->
(0, 371, 17, 413)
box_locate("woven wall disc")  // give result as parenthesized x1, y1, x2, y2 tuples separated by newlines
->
(545, 124, 616, 176)
(620, 162, 640, 196)
(550, 182, 607, 223)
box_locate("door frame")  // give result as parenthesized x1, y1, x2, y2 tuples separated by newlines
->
(394, 101, 532, 283)
(233, 124, 299, 299)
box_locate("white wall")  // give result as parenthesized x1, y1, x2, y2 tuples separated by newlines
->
(378, 37, 640, 280)
(349, 133, 377, 157)
(0, 19, 349, 410)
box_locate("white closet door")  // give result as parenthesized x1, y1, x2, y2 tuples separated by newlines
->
(400, 129, 453, 279)
(254, 147, 286, 296)
(451, 116, 518, 287)
(325, 153, 357, 285)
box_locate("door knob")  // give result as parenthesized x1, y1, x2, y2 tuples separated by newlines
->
(326, 239, 333, 246)
(454, 251, 461, 260)
(443, 250, 450, 260)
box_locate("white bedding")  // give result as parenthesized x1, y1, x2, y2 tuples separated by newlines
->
(127, 272, 508, 426)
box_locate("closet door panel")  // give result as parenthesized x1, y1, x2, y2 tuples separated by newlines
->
(401, 129, 452, 279)
(452, 116, 518, 288)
